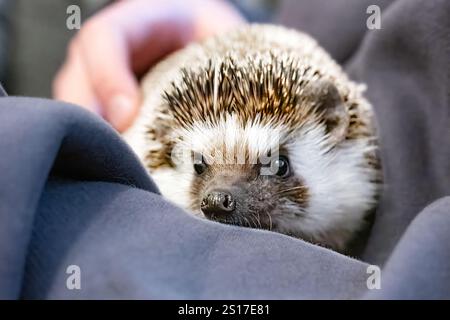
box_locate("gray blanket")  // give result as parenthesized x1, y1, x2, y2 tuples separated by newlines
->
(0, 0, 449, 299)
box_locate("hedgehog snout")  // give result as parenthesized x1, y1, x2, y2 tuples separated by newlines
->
(201, 189, 236, 218)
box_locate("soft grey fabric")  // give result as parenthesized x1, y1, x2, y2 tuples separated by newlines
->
(0, 0, 449, 299)
(364, 198, 450, 299)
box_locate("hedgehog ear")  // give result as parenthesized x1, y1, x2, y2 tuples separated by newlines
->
(309, 79, 349, 144)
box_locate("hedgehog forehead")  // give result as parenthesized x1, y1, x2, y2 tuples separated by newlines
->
(174, 115, 285, 161)
(163, 54, 322, 131)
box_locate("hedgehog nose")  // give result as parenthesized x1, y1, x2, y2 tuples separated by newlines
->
(201, 190, 236, 217)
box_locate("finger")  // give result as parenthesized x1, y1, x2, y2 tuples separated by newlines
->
(53, 40, 101, 114)
(76, 2, 194, 131)
(75, 20, 138, 131)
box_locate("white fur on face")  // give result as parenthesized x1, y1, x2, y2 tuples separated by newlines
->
(172, 115, 286, 167)
(278, 122, 378, 249)
(148, 115, 285, 212)
(150, 116, 378, 251)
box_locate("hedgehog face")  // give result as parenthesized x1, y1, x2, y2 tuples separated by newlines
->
(178, 119, 309, 233)
(152, 109, 378, 251)
(138, 56, 380, 251)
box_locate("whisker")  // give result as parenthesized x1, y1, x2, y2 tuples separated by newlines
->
(249, 215, 257, 228)
(255, 212, 262, 229)
(275, 186, 307, 195)
(243, 216, 252, 228)
(266, 212, 273, 231)
(250, 213, 259, 229)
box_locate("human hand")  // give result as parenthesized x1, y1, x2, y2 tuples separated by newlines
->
(53, 0, 245, 131)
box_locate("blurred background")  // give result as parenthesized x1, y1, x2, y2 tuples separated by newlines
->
(0, 0, 279, 98)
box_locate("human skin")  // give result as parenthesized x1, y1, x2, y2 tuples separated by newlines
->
(53, 0, 245, 131)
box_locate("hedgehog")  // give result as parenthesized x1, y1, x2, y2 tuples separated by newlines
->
(124, 24, 381, 252)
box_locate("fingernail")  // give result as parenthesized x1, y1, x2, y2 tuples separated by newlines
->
(107, 94, 134, 130)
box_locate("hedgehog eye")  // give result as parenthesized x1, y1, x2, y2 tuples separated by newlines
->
(193, 153, 208, 175)
(274, 156, 290, 177)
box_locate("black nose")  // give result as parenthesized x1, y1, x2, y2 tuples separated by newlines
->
(201, 190, 236, 217)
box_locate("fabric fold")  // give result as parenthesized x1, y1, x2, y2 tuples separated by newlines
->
(0, 98, 157, 298)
